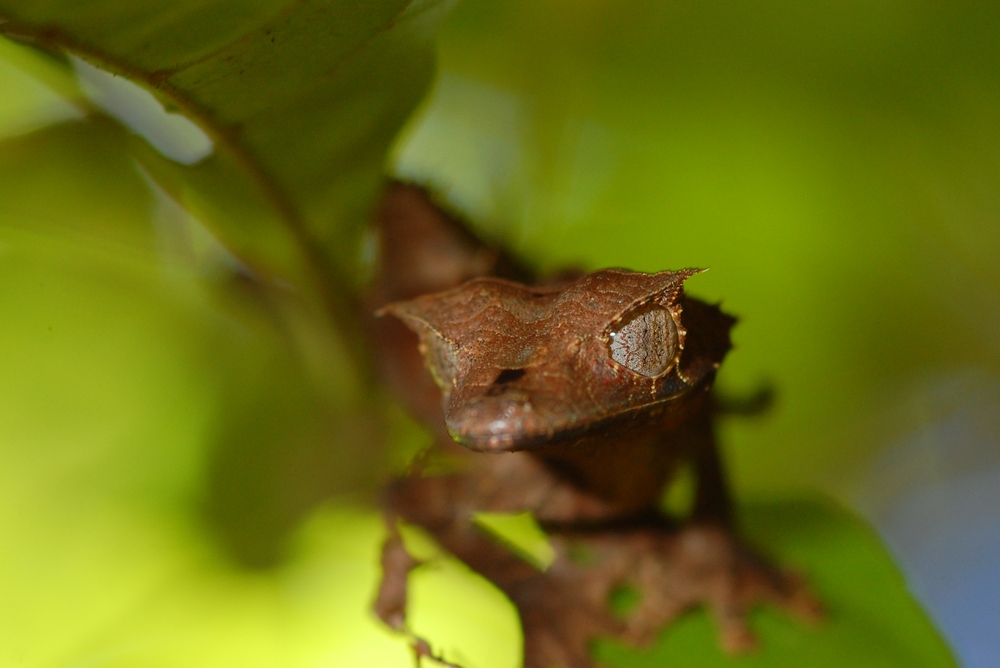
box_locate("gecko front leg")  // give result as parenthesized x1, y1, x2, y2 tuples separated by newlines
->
(620, 409, 826, 652)
(374, 461, 624, 668)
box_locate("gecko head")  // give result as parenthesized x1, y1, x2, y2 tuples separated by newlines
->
(379, 268, 733, 452)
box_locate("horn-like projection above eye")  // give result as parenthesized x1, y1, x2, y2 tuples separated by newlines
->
(608, 305, 678, 377)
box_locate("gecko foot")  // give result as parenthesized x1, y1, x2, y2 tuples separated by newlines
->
(470, 521, 822, 667)
(676, 524, 824, 652)
(498, 564, 624, 668)
(585, 523, 824, 653)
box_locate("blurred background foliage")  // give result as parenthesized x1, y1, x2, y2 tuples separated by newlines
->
(0, 0, 997, 666)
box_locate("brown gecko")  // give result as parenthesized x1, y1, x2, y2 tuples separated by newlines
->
(368, 181, 821, 668)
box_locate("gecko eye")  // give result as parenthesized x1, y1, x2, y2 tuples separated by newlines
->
(608, 305, 679, 378)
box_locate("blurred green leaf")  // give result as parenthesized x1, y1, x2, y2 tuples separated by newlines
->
(0, 118, 154, 253)
(0, 112, 404, 665)
(0, 37, 82, 136)
(0, 0, 454, 560)
(0, 0, 451, 343)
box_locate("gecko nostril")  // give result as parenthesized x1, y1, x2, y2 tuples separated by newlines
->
(493, 368, 526, 385)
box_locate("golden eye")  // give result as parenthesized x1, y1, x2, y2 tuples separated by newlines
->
(608, 305, 678, 377)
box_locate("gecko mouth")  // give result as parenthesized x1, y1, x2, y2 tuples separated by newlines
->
(445, 368, 543, 449)
(444, 381, 593, 453)
(446, 391, 546, 452)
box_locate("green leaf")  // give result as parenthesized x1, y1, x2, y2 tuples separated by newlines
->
(0, 117, 154, 255)
(0, 36, 83, 136)
(0, 0, 458, 555)
(0, 113, 399, 666)
(0, 0, 452, 347)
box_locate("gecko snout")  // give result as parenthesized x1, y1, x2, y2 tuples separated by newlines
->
(446, 388, 539, 452)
